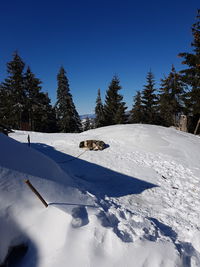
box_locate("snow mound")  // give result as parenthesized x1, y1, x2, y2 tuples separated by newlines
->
(0, 133, 94, 266)
(1, 124, 200, 266)
(0, 133, 67, 183)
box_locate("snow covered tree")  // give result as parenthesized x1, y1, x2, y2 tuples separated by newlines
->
(158, 76, 173, 127)
(83, 116, 91, 131)
(158, 66, 184, 127)
(0, 83, 11, 126)
(24, 66, 42, 130)
(33, 92, 57, 133)
(103, 76, 127, 125)
(24, 67, 58, 132)
(130, 91, 144, 123)
(2, 52, 26, 129)
(0, 52, 57, 132)
(178, 9, 200, 131)
(141, 71, 158, 124)
(95, 88, 105, 128)
(56, 67, 82, 132)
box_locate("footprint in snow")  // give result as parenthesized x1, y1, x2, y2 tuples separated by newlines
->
(71, 206, 89, 228)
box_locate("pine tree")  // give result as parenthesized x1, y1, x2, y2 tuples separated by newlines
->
(0, 83, 10, 126)
(83, 117, 91, 131)
(34, 92, 57, 133)
(90, 118, 95, 129)
(24, 66, 42, 130)
(95, 88, 105, 128)
(56, 67, 82, 132)
(141, 71, 158, 124)
(158, 66, 184, 127)
(158, 75, 173, 127)
(130, 91, 144, 123)
(0, 52, 57, 132)
(178, 9, 200, 131)
(2, 52, 26, 129)
(104, 75, 127, 125)
(24, 67, 58, 132)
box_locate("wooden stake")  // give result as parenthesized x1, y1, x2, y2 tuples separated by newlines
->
(24, 180, 48, 208)
(27, 134, 30, 147)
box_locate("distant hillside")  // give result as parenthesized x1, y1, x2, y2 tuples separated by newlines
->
(80, 110, 131, 121)
(80, 114, 95, 120)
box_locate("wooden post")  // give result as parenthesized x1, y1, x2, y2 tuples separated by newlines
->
(194, 118, 200, 135)
(24, 180, 48, 208)
(27, 135, 30, 147)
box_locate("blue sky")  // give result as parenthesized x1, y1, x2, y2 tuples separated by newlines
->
(0, 0, 199, 115)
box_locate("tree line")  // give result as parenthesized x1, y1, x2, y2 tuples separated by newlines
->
(0, 56, 82, 133)
(0, 9, 199, 133)
(95, 9, 200, 133)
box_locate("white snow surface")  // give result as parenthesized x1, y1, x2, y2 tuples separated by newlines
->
(1, 124, 200, 266)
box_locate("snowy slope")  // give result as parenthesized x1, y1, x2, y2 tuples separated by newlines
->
(1, 124, 200, 266)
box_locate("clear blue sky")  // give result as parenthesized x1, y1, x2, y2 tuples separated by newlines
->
(0, 0, 199, 115)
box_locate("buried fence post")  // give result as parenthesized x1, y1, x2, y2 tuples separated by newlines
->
(27, 134, 30, 147)
(24, 179, 48, 208)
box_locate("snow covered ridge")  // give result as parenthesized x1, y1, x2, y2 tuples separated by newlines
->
(80, 113, 95, 120)
(1, 124, 200, 266)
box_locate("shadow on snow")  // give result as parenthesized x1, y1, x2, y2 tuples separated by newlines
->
(0, 216, 38, 267)
(30, 142, 158, 198)
(48, 202, 97, 208)
(148, 217, 200, 267)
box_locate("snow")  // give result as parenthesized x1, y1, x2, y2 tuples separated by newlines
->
(1, 124, 200, 266)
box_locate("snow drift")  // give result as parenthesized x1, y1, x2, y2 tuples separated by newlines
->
(1, 124, 200, 266)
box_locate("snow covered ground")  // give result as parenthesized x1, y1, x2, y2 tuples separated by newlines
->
(1, 124, 200, 266)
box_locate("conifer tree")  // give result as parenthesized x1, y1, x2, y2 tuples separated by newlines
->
(24, 66, 42, 130)
(2, 52, 26, 129)
(130, 91, 144, 123)
(33, 92, 57, 132)
(158, 75, 173, 127)
(178, 9, 200, 131)
(83, 116, 91, 131)
(103, 75, 127, 125)
(0, 83, 10, 126)
(95, 88, 105, 128)
(141, 71, 158, 124)
(24, 66, 57, 132)
(56, 67, 82, 132)
(159, 66, 184, 127)
(90, 118, 95, 129)
(0, 52, 57, 132)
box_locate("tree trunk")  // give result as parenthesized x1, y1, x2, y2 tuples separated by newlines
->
(194, 118, 200, 135)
